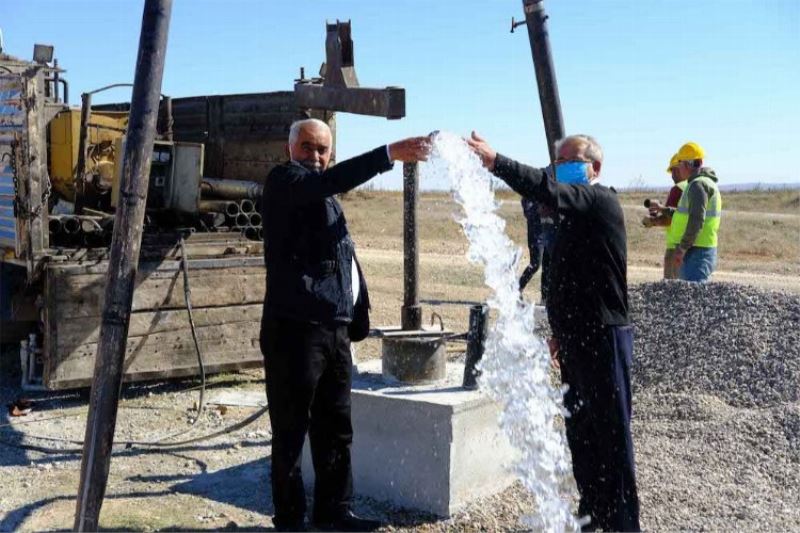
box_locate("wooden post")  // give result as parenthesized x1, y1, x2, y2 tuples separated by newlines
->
(73, 1, 172, 530)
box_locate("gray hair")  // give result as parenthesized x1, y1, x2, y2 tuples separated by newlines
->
(554, 134, 604, 163)
(288, 118, 330, 145)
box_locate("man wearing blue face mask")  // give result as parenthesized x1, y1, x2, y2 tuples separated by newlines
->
(468, 132, 640, 532)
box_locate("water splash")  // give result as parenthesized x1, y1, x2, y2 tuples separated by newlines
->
(424, 132, 579, 532)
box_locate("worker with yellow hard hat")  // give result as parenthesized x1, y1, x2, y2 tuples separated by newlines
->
(642, 153, 689, 278)
(663, 141, 722, 281)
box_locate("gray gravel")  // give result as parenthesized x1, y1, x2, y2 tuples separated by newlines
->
(629, 281, 800, 531)
(629, 281, 800, 407)
(1, 281, 799, 531)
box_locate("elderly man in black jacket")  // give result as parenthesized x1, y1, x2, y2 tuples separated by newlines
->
(260, 118, 429, 532)
(467, 132, 640, 532)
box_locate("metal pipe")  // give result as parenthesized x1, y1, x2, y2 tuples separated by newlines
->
(158, 95, 173, 141)
(198, 200, 239, 217)
(462, 304, 489, 389)
(244, 226, 259, 240)
(401, 162, 422, 330)
(48, 217, 63, 234)
(235, 213, 249, 227)
(59, 79, 69, 104)
(248, 212, 262, 227)
(521, 0, 565, 163)
(201, 212, 226, 228)
(201, 177, 263, 201)
(239, 198, 255, 214)
(53, 59, 60, 102)
(62, 216, 80, 234)
(74, 1, 173, 530)
(74, 92, 92, 213)
(80, 219, 103, 233)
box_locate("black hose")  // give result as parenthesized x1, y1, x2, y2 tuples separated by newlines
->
(179, 237, 206, 424)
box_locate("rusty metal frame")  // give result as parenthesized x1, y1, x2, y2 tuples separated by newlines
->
(294, 21, 406, 120)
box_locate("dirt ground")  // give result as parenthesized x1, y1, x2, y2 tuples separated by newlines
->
(1, 190, 798, 531)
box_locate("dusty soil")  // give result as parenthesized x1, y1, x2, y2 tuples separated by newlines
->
(1, 191, 798, 531)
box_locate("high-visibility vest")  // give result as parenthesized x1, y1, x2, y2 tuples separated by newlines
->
(664, 180, 688, 248)
(667, 175, 722, 249)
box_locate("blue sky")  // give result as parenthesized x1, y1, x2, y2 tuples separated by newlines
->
(3, 0, 799, 190)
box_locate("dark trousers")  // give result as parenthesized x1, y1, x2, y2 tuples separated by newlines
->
(261, 318, 354, 527)
(519, 242, 543, 292)
(558, 324, 640, 532)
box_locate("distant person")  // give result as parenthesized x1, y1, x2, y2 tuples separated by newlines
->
(467, 131, 640, 532)
(260, 118, 430, 532)
(666, 142, 722, 282)
(642, 153, 688, 279)
(518, 197, 556, 303)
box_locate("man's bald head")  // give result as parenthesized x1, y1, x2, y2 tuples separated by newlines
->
(287, 119, 333, 172)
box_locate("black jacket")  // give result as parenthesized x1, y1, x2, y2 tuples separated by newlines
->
(493, 154, 629, 336)
(260, 146, 393, 329)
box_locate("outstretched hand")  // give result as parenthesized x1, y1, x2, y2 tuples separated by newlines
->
(388, 136, 432, 163)
(547, 337, 560, 370)
(466, 131, 497, 171)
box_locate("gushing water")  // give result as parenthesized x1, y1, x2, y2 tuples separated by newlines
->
(424, 132, 579, 532)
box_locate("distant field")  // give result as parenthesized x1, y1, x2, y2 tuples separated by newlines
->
(339, 188, 799, 360)
(342, 189, 800, 276)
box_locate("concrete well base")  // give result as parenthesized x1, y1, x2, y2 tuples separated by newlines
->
(303, 359, 517, 517)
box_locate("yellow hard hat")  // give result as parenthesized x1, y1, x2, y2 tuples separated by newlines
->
(676, 141, 705, 162)
(666, 153, 679, 173)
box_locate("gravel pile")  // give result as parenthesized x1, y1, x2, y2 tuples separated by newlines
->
(629, 281, 800, 407)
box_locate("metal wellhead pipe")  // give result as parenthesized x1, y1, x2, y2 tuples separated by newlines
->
(201, 177, 263, 201)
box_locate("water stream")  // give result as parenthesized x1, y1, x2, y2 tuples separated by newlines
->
(424, 132, 579, 532)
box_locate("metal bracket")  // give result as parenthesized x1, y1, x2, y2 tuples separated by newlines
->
(294, 21, 406, 119)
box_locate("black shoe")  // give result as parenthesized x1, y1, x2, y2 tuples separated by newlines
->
(273, 518, 307, 532)
(312, 510, 382, 532)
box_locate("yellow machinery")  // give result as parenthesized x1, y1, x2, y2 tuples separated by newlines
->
(48, 109, 129, 201)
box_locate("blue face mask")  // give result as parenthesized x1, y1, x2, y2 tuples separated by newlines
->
(555, 161, 591, 184)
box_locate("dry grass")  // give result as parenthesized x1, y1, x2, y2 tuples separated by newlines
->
(343, 189, 800, 276)
(340, 189, 799, 360)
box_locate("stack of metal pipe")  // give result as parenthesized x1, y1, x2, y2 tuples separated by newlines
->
(48, 215, 115, 248)
(198, 177, 264, 241)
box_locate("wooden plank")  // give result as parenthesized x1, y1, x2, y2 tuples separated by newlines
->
(139, 241, 263, 261)
(47, 256, 265, 276)
(47, 319, 262, 386)
(56, 303, 263, 352)
(51, 265, 266, 317)
(47, 360, 263, 391)
(221, 92, 296, 114)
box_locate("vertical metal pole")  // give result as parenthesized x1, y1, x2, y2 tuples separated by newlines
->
(73, 1, 172, 530)
(53, 58, 60, 102)
(401, 161, 421, 330)
(463, 304, 489, 389)
(74, 92, 92, 214)
(522, 0, 565, 163)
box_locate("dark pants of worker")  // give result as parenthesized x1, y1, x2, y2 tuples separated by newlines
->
(261, 318, 354, 528)
(519, 243, 543, 292)
(558, 324, 640, 532)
